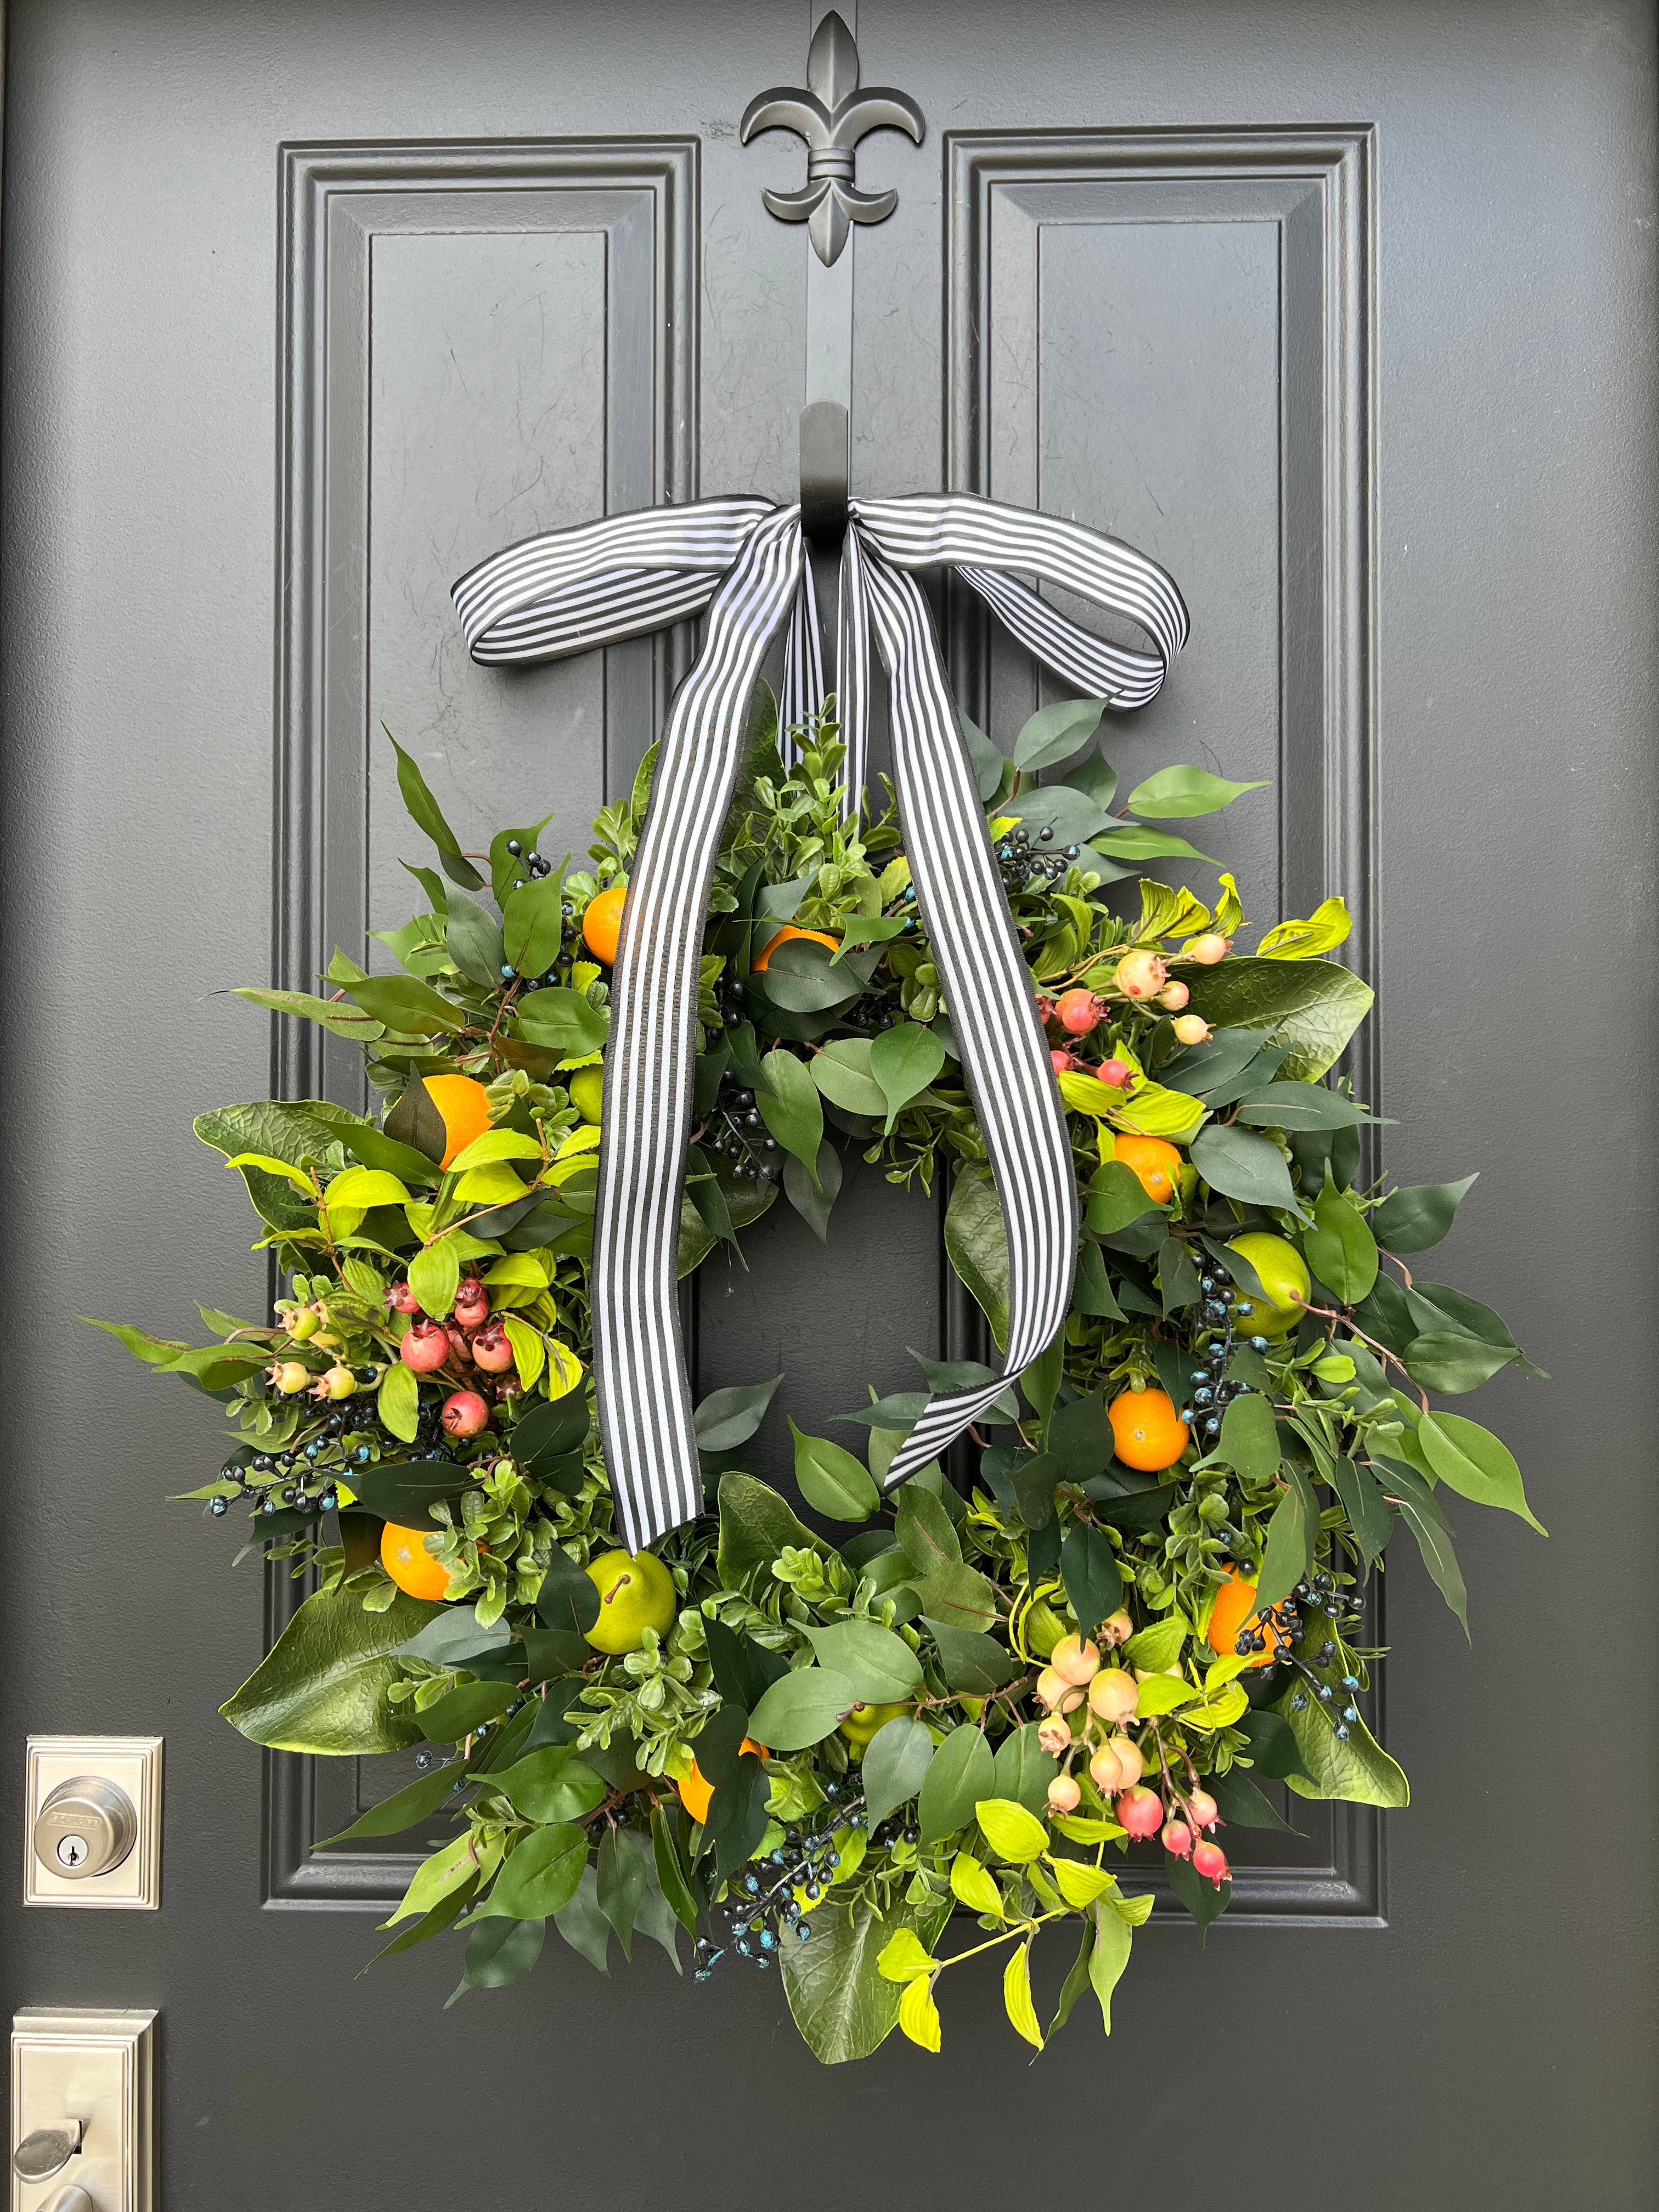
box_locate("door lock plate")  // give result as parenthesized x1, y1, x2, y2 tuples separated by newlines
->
(24, 1741, 162, 1910)
(9, 2011, 155, 2212)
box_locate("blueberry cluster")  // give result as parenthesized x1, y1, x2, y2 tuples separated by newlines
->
(995, 822, 1079, 889)
(694, 1783, 922, 1979)
(1284, 1572, 1364, 1737)
(1180, 1257, 1268, 1447)
(703, 1075, 781, 1183)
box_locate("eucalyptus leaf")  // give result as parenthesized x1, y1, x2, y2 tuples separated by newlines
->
(861, 1716, 936, 1824)
(1190, 1124, 1303, 1214)
(1125, 764, 1268, 818)
(791, 1422, 881, 1521)
(695, 1373, 784, 1453)
(918, 1723, 996, 1843)
(1370, 1173, 1478, 1254)
(747, 1667, 859, 1751)
(1012, 697, 1106, 773)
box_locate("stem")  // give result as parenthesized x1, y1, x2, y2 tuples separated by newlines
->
(1291, 1295, 1429, 1414)
(932, 1906, 1069, 1975)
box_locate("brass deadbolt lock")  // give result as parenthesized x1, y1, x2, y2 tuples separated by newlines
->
(32, 1775, 138, 1881)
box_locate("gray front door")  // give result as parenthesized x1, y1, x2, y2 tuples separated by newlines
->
(3, 4, 1653, 2207)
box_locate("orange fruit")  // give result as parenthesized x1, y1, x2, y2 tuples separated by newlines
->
(676, 1739, 766, 1826)
(422, 1074, 492, 1171)
(1205, 1568, 1290, 1668)
(1113, 1133, 1183, 1205)
(752, 924, 840, 973)
(582, 885, 627, 964)
(380, 1520, 451, 1601)
(1108, 1386, 1189, 1472)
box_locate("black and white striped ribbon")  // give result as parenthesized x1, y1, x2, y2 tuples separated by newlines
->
(454, 494, 1187, 1552)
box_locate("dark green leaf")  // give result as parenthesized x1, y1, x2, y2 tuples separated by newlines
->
(1375, 1458, 1469, 1637)
(1214, 1392, 1279, 1486)
(1234, 1081, 1378, 1130)
(757, 1048, 825, 1183)
(1254, 1462, 1317, 1614)
(553, 1861, 612, 1973)
(1417, 1412, 1545, 1534)
(918, 1724, 996, 1843)
(1370, 1174, 1478, 1254)
(780, 1895, 952, 2065)
(537, 1545, 601, 1637)
(870, 1022, 946, 1128)
(219, 1584, 438, 1754)
(1403, 1333, 1515, 1393)
(488, 1823, 589, 1918)
(704, 1752, 771, 1877)
(1013, 697, 1107, 773)
(1190, 1124, 1303, 1214)
(922, 1620, 1019, 1694)
(385, 1075, 449, 1164)
(747, 1667, 859, 1751)
(596, 1825, 650, 1960)
(1071, 1240, 1125, 1320)
(783, 1138, 842, 1241)
(1165, 1847, 1231, 1943)
(695, 1373, 784, 1453)
(958, 709, 1007, 803)
(416, 1681, 516, 1743)
(894, 1482, 962, 1572)
(1325, 1453, 1393, 1567)
(444, 1915, 544, 2006)
(319, 1762, 464, 1845)
(445, 893, 507, 990)
(1208, 1767, 1304, 1835)
(652, 1803, 700, 1934)
(715, 1471, 817, 1589)
(702, 1617, 788, 1713)
(861, 1717, 936, 1824)
(346, 1458, 471, 1525)
(1304, 1181, 1379, 1304)
(944, 1164, 1010, 1350)
(346, 973, 470, 1036)
(503, 870, 568, 977)
(1236, 1707, 1313, 1784)
(489, 816, 555, 906)
(990, 1722, 1058, 1816)
(1185, 957, 1374, 1083)
(387, 732, 484, 889)
(806, 1621, 922, 1703)
(1060, 1522, 1123, 1634)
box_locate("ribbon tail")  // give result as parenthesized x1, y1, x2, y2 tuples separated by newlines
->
(592, 510, 805, 1553)
(857, 555, 1079, 1485)
(836, 526, 871, 819)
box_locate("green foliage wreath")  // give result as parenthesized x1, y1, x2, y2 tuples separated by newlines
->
(94, 693, 1543, 2060)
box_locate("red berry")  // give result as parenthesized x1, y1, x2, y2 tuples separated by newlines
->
(386, 1283, 420, 1314)
(1049, 1049, 1077, 1074)
(1114, 1786, 1164, 1839)
(1193, 1839, 1229, 1888)
(1055, 988, 1103, 1037)
(453, 1277, 490, 1329)
(399, 1318, 450, 1373)
(441, 1389, 490, 1439)
(471, 1319, 515, 1374)
(1161, 1819, 1194, 1858)
(1097, 1059, 1132, 1088)
(1186, 1788, 1220, 1831)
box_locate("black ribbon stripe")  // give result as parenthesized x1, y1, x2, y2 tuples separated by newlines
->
(455, 492, 1187, 1552)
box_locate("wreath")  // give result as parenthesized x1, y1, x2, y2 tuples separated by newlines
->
(93, 693, 1544, 2062)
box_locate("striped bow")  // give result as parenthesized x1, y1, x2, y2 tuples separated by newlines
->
(454, 494, 1188, 1554)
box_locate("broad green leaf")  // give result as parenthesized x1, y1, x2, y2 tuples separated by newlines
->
(318, 1762, 464, 1845)
(596, 1825, 650, 1960)
(514, 986, 608, 1055)
(1256, 896, 1352, 960)
(715, 1471, 817, 1589)
(1001, 782, 1114, 849)
(758, 1048, 825, 1184)
(991, 1723, 1059, 1815)
(1325, 1452, 1394, 1568)
(1003, 1944, 1045, 2050)
(1305, 1182, 1379, 1304)
(486, 1822, 589, 1920)
(194, 1099, 343, 1169)
(219, 1584, 438, 1753)
(1418, 1413, 1545, 1534)
(918, 1725, 996, 1843)
(346, 972, 470, 1035)
(894, 1481, 963, 1572)
(1050, 1923, 1097, 2039)
(1190, 1124, 1302, 1214)
(1121, 1617, 1186, 1672)
(747, 1667, 859, 1751)
(1049, 1857, 1116, 1909)
(1085, 1159, 1165, 1235)
(1278, 1699, 1409, 1808)
(870, 1022, 946, 1128)
(922, 1620, 1018, 1694)
(408, 1237, 462, 1319)
(783, 1137, 843, 1241)
(792, 1422, 881, 1521)
(1091, 821, 1217, 864)
(1060, 1522, 1123, 1633)
(805, 1620, 923, 1702)
(1125, 764, 1268, 819)
(445, 891, 507, 990)
(782, 1898, 949, 2064)
(446, 1915, 545, 2006)
(945, 1163, 1010, 1349)
(958, 708, 1007, 802)
(861, 1716, 936, 1824)
(809, 1036, 888, 1118)
(503, 869, 567, 977)
(1376, 1457, 1469, 1635)
(1370, 1173, 1478, 1254)
(1013, 696, 1105, 773)
(388, 1830, 484, 1925)
(974, 1796, 1049, 1864)
(388, 731, 484, 889)
(489, 1747, 608, 1824)
(1186, 957, 1374, 1082)
(1088, 1899, 1132, 2032)
(1235, 1081, 1377, 1131)
(1215, 1391, 1279, 1485)
(377, 1361, 420, 1443)
(1403, 1333, 1514, 1392)
(949, 1850, 1005, 1917)
(414, 1681, 515, 1743)
(1254, 1462, 1318, 1613)
(695, 1373, 784, 1453)
(898, 1974, 943, 2053)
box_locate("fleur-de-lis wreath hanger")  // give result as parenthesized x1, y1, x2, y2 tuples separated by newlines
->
(453, 20, 1191, 1556)
(740, 9, 924, 266)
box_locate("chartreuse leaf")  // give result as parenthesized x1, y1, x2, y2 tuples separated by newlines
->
(387, 1830, 487, 1926)
(220, 1585, 438, 1753)
(898, 1975, 943, 2053)
(783, 1898, 949, 2063)
(407, 1237, 462, 1318)
(1048, 1857, 1116, 1910)
(1418, 1413, 1545, 1534)
(1125, 764, 1268, 818)
(377, 1361, 420, 1442)
(758, 1048, 824, 1185)
(949, 1851, 1005, 1917)
(1003, 1945, 1045, 2050)
(1256, 896, 1352, 960)
(1135, 1673, 1200, 1718)
(387, 731, 484, 889)
(975, 1797, 1049, 1864)
(877, 1926, 935, 1983)
(791, 1422, 881, 1521)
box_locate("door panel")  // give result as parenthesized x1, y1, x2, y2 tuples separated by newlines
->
(2, 5, 1654, 2209)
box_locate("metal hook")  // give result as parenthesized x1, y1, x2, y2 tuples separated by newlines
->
(799, 399, 849, 545)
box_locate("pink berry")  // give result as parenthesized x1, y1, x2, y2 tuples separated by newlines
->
(1157, 980, 1190, 1011)
(1097, 1059, 1132, 1088)
(471, 1319, 515, 1374)
(386, 1283, 420, 1314)
(1098, 1608, 1133, 1647)
(1050, 1634, 1102, 1686)
(1114, 1786, 1165, 1839)
(1087, 1669, 1137, 1724)
(1162, 1819, 1194, 1858)
(441, 1389, 490, 1439)
(1113, 950, 1167, 1001)
(1089, 1743, 1126, 1793)
(1186, 1789, 1220, 1831)
(453, 1277, 490, 1330)
(1108, 1735, 1144, 1787)
(1056, 988, 1103, 1036)
(1047, 1773, 1082, 1815)
(1186, 934, 1231, 965)
(1193, 1840, 1229, 1888)
(1037, 1714, 1073, 1756)
(399, 1318, 450, 1373)
(1035, 1667, 1084, 1716)
(1049, 1048, 1077, 1074)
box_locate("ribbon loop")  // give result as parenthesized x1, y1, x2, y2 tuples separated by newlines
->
(455, 489, 1187, 1552)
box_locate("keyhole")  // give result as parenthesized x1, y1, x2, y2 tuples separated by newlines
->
(55, 1834, 89, 1869)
